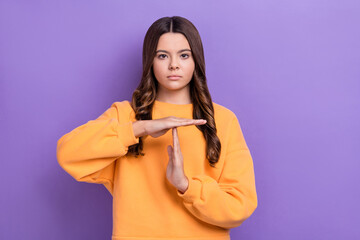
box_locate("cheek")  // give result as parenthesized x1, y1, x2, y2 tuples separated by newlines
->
(152, 62, 161, 77)
(153, 61, 166, 76)
(183, 61, 195, 76)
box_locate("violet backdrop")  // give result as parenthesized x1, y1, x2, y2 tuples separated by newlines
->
(1, 0, 359, 239)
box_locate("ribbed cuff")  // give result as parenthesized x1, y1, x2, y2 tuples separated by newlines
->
(176, 177, 202, 203)
(115, 120, 140, 148)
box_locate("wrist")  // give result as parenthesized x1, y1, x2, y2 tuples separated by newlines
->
(178, 177, 189, 194)
(132, 120, 147, 138)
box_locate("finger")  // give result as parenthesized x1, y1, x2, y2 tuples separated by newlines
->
(173, 120, 206, 128)
(172, 117, 206, 123)
(171, 127, 177, 153)
(167, 145, 173, 170)
(174, 117, 206, 121)
(172, 127, 180, 154)
(172, 128, 179, 165)
(182, 119, 207, 126)
(167, 145, 173, 159)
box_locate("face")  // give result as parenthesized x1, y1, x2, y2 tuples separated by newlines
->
(152, 32, 195, 98)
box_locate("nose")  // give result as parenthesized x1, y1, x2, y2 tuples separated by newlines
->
(169, 58, 179, 70)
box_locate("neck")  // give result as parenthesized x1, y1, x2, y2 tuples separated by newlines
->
(156, 87, 192, 104)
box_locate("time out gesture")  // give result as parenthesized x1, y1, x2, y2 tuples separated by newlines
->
(132, 116, 207, 193)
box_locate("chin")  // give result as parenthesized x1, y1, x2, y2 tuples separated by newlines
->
(157, 79, 191, 91)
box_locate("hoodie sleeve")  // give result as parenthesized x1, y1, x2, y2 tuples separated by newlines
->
(56, 101, 139, 195)
(176, 113, 258, 229)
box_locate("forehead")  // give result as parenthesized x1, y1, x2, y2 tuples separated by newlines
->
(156, 32, 191, 50)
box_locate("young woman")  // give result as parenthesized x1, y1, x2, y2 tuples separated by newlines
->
(57, 16, 257, 240)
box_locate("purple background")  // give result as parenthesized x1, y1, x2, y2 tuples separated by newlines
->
(1, 0, 359, 239)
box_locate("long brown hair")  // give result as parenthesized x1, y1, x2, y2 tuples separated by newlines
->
(128, 16, 221, 168)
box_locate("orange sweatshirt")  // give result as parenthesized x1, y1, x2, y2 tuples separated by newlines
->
(56, 99, 257, 240)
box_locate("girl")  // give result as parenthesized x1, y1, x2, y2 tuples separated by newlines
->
(57, 16, 257, 240)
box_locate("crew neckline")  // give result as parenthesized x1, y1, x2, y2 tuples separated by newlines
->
(154, 99, 193, 107)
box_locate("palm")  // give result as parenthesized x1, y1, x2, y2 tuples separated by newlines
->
(145, 117, 206, 139)
(150, 129, 168, 138)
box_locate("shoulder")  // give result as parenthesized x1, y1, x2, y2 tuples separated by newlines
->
(110, 100, 132, 110)
(212, 101, 242, 139)
(212, 101, 250, 150)
(108, 100, 136, 122)
(212, 101, 237, 121)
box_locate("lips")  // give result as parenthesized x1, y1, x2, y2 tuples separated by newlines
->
(167, 75, 182, 80)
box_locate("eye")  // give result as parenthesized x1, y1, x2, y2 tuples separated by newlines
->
(158, 54, 167, 59)
(181, 53, 190, 58)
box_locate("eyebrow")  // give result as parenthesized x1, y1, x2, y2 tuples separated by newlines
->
(155, 49, 191, 54)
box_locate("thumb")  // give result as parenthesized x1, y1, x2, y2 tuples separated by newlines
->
(167, 145, 173, 157)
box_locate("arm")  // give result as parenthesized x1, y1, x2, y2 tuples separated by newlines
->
(56, 101, 139, 195)
(176, 114, 258, 229)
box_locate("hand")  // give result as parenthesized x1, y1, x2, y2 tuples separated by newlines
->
(132, 116, 207, 138)
(166, 127, 189, 193)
